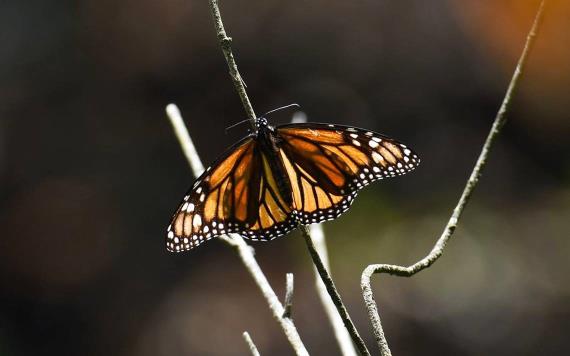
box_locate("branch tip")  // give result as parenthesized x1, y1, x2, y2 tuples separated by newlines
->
(282, 273, 294, 319)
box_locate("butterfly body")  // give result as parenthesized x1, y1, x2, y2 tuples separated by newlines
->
(166, 118, 420, 252)
(255, 118, 295, 207)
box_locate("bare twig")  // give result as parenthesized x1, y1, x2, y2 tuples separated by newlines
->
(165, 105, 309, 355)
(283, 273, 294, 319)
(310, 225, 358, 356)
(293, 112, 358, 356)
(301, 226, 371, 356)
(360, 2, 547, 355)
(243, 332, 261, 356)
(166, 104, 204, 177)
(208, 0, 256, 126)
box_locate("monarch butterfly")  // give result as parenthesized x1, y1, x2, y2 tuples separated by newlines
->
(166, 114, 420, 252)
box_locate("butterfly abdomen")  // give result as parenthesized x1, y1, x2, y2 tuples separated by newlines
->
(257, 125, 294, 207)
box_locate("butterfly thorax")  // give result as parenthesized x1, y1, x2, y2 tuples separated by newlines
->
(255, 118, 294, 207)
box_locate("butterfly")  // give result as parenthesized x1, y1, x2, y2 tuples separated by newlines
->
(166, 115, 420, 252)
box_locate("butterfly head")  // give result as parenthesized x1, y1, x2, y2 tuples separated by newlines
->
(255, 116, 274, 133)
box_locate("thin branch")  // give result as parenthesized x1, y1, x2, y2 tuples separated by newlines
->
(243, 332, 261, 356)
(283, 273, 294, 319)
(166, 104, 204, 177)
(165, 105, 309, 356)
(292, 112, 358, 355)
(204, 2, 311, 353)
(360, 1, 547, 355)
(301, 226, 371, 356)
(310, 212, 359, 356)
(208, 0, 257, 126)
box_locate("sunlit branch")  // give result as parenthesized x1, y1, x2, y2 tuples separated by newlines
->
(360, 1, 547, 355)
(165, 104, 309, 355)
(301, 226, 371, 356)
(243, 332, 261, 356)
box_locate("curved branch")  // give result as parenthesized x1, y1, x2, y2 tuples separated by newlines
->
(360, 1, 547, 355)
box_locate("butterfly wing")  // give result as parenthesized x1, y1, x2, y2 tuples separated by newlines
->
(276, 123, 420, 225)
(166, 135, 296, 252)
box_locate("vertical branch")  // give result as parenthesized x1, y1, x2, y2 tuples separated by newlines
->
(208, 0, 257, 125)
(165, 105, 309, 355)
(360, 1, 547, 355)
(293, 112, 358, 356)
(301, 226, 371, 356)
(310, 220, 359, 356)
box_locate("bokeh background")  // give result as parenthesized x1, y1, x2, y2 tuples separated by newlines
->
(1, 0, 569, 355)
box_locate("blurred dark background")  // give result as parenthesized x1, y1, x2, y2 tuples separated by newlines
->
(1, 0, 569, 355)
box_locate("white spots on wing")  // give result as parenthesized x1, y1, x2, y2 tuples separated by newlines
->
(181, 202, 188, 211)
(174, 237, 179, 244)
(328, 124, 335, 127)
(404, 156, 410, 162)
(352, 139, 361, 146)
(369, 140, 379, 148)
(365, 132, 373, 136)
(373, 166, 381, 173)
(196, 187, 202, 194)
(218, 223, 224, 229)
(199, 193, 205, 202)
(183, 237, 189, 243)
(203, 226, 209, 233)
(397, 162, 403, 168)
(183, 195, 189, 201)
(187, 203, 195, 212)
(372, 137, 382, 143)
(350, 133, 358, 139)
(167, 231, 174, 239)
(403, 148, 411, 156)
(193, 214, 202, 228)
(372, 152, 384, 164)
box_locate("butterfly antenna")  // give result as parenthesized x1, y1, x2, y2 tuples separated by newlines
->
(225, 118, 253, 134)
(260, 103, 300, 118)
(224, 104, 301, 133)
